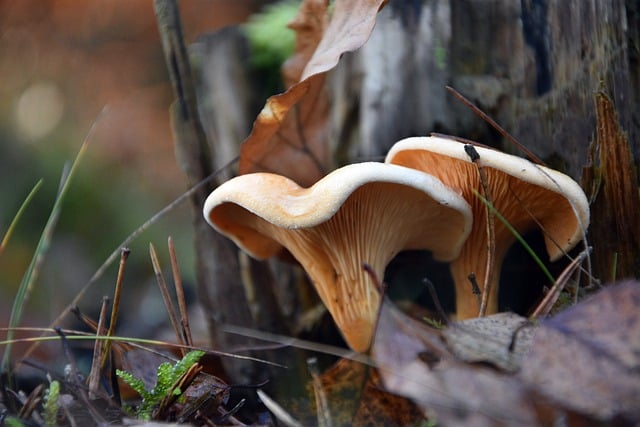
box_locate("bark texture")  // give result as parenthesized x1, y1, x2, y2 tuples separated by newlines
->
(332, 0, 639, 180)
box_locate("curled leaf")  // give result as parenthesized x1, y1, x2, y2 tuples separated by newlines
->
(239, 0, 386, 186)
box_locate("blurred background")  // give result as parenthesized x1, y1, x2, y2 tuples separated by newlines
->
(0, 1, 270, 336)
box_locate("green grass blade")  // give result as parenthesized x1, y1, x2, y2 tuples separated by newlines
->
(0, 179, 44, 257)
(1, 140, 90, 373)
(472, 190, 556, 285)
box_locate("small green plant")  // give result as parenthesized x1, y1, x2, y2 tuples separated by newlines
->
(43, 378, 60, 427)
(3, 417, 27, 427)
(116, 349, 205, 420)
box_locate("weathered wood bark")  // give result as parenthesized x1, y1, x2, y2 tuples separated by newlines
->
(334, 0, 639, 178)
(582, 92, 640, 284)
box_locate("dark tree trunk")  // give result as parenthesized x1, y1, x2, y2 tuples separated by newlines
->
(333, 0, 639, 178)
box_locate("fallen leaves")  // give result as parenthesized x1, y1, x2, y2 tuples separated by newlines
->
(373, 282, 640, 425)
(238, 0, 386, 186)
(519, 281, 640, 419)
(442, 312, 533, 373)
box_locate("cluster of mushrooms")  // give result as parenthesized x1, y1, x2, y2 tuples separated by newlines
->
(203, 136, 590, 353)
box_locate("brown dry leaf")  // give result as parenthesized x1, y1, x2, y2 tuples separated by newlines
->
(373, 285, 640, 425)
(372, 300, 544, 426)
(518, 281, 640, 421)
(238, 0, 386, 186)
(299, 0, 388, 81)
(281, 0, 329, 88)
(442, 312, 534, 373)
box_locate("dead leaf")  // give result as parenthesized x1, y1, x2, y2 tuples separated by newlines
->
(518, 281, 640, 420)
(239, 0, 386, 186)
(373, 285, 640, 425)
(372, 300, 544, 426)
(238, 74, 330, 186)
(299, 0, 387, 82)
(282, 0, 329, 88)
(442, 312, 533, 373)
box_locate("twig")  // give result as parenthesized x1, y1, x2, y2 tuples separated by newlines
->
(307, 357, 332, 427)
(464, 144, 495, 317)
(530, 247, 592, 319)
(446, 86, 544, 165)
(102, 247, 130, 367)
(430, 132, 493, 149)
(168, 237, 192, 347)
(154, 0, 214, 191)
(88, 296, 110, 399)
(422, 278, 449, 324)
(149, 243, 185, 355)
(257, 389, 304, 427)
(55, 328, 106, 424)
(17, 383, 44, 420)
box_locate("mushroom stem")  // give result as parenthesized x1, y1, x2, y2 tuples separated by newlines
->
(450, 240, 509, 318)
(255, 183, 451, 351)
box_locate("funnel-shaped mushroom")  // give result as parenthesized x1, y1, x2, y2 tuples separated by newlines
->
(386, 136, 589, 319)
(203, 162, 472, 352)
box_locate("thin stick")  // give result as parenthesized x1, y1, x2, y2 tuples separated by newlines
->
(307, 357, 332, 427)
(446, 86, 544, 165)
(168, 237, 192, 347)
(257, 389, 304, 427)
(430, 132, 493, 149)
(465, 145, 495, 317)
(70, 306, 99, 331)
(530, 247, 591, 319)
(55, 328, 106, 424)
(102, 247, 130, 368)
(88, 296, 109, 399)
(17, 383, 44, 420)
(149, 243, 185, 355)
(422, 278, 449, 324)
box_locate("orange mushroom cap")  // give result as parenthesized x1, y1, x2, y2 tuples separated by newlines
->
(386, 136, 590, 319)
(203, 162, 472, 351)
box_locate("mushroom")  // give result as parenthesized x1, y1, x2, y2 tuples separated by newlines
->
(386, 136, 590, 319)
(203, 162, 472, 352)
